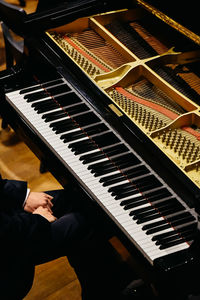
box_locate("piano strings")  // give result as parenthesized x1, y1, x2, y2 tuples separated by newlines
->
(48, 14, 200, 187)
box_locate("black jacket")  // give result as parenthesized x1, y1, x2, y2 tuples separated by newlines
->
(0, 174, 51, 299)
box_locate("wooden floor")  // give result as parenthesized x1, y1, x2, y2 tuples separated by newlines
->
(0, 1, 82, 299)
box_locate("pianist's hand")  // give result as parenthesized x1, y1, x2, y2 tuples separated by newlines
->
(24, 192, 53, 213)
(33, 206, 57, 222)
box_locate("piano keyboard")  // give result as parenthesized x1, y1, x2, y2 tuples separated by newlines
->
(5, 76, 198, 264)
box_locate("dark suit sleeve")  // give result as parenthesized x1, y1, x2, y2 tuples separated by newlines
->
(0, 176, 28, 210)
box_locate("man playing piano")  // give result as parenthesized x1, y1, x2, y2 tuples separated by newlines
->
(0, 173, 133, 300)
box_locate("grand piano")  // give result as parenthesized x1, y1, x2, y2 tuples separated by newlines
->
(1, 0, 200, 297)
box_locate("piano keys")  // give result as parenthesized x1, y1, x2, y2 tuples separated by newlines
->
(5, 75, 198, 264)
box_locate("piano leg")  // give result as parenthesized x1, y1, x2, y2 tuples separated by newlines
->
(39, 159, 48, 174)
(1, 118, 9, 130)
(19, 0, 26, 7)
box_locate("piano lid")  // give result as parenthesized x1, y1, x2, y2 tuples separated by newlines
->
(141, 0, 199, 35)
(0, 0, 199, 45)
(135, 0, 200, 45)
(0, 0, 132, 36)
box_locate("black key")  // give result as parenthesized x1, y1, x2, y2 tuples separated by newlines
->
(133, 174, 160, 188)
(108, 181, 133, 193)
(100, 171, 126, 183)
(81, 144, 129, 167)
(45, 84, 71, 95)
(152, 223, 197, 241)
(103, 144, 129, 157)
(89, 159, 116, 171)
(93, 165, 119, 177)
(125, 199, 148, 208)
(25, 84, 71, 102)
(82, 152, 106, 164)
(53, 120, 79, 134)
(63, 131, 86, 143)
(112, 153, 139, 165)
(177, 223, 197, 238)
(43, 110, 67, 122)
(143, 188, 171, 199)
(70, 138, 96, 152)
(69, 138, 94, 151)
(127, 192, 171, 214)
(156, 234, 181, 245)
(137, 205, 184, 225)
(91, 132, 120, 148)
(110, 174, 159, 196)
(102, 174, 128, 187)
(102, 173, 127, 186)
(42, 103, 88, 121)
(133, 207, 160, 220)
(115, 189, 140, 200)
(42, 79, 64, 88)
(143, 219, 166, 231)
(79, 149, 104, 162)
(37, 103, 59, 114)
(21, 79, 64, 95)
(115, 180, 155, 197)
(138, 198, 183, 216)
(112, 183, 138, 195)
(73, 112, 100, 127)
(152, 229, 178, 241)
(146, 223, 171, 235)
(52, 112, 98, 132)
(147, 190, 172, 203)
(54, 92, 82, 106)
(125, 166, 149, 180)
(168, 214, 195, 227)
(64, 103, 89, 115)
(76, 145, 97, 155)
(81, 143, 129, 169)
(91, 163, 116, 174)
(123, 198, 147, 209)
(101, 165, 147, 187)
(155, 231, 195, 246)
(137, 207, 180, 224)
(132, 198, 179, 218)
(71, 132, 118, 153)
(144, 211, 190, 232)
(20, 85, 42, 94)
(62, 124, 108, 144)
(136, 212, 165, 224)
(121, 195, 144, 206)
(32, 99, 59, 112)
(50, 118, 74, 130)
(159, 238, 188, 249)
(85, 123, 109, 136)
(25, 90, 49, 102)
